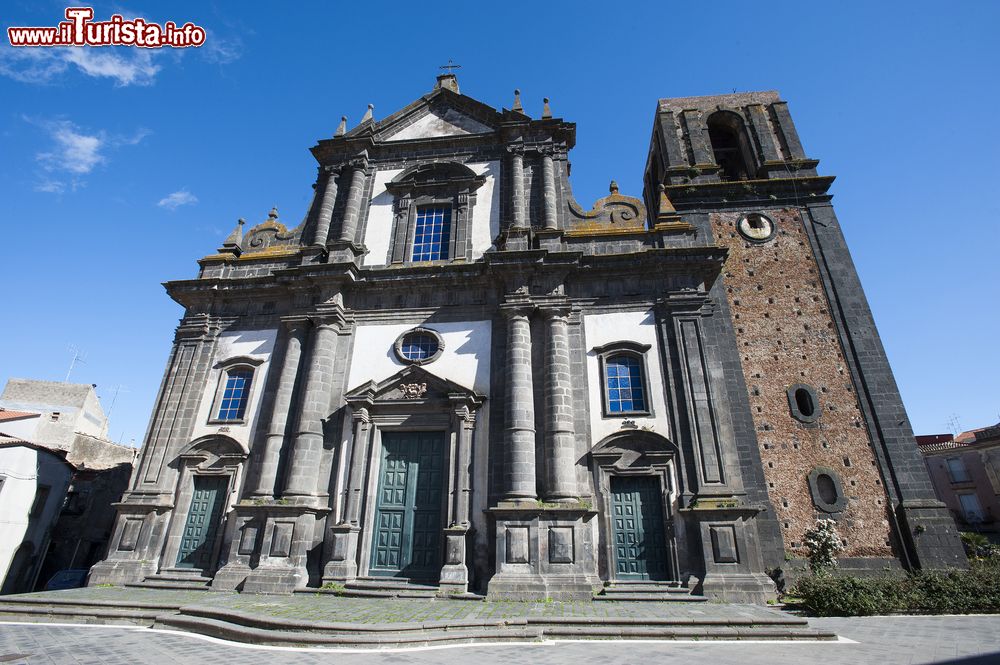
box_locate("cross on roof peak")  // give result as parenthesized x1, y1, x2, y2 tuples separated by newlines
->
(439, 59, 462, 74)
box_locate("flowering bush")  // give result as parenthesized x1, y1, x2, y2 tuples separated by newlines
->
(803, 518, 844, 575)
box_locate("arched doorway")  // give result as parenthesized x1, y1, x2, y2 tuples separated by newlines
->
(590, 430, 681, 583)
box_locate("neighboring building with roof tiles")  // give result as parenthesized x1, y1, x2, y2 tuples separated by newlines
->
(88, 76, 964, 602)
(918, 424, 1000, 538)
(0, 380, 136, 594)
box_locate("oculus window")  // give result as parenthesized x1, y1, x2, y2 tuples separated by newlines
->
(393, 328, 445, 366)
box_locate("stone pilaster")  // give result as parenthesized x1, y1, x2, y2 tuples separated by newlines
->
(322, 405, 371, 582)
(311, 167, 340, 247)
(247, 317, 308, 498)
(539, 146, 558, 230)
(338, 156, 368, 244)
(541, 306, 578, 502)
(283, 314, 341, 500)
(502, 304, 537, 502)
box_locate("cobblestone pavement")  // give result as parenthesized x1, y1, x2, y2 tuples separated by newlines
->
(7, 587, 791, 623)
(0, 615, 999, 664)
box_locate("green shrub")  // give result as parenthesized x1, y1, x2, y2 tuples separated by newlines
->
(795, 557, 1000, 617)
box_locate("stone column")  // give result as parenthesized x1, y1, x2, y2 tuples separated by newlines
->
(248, 318, 308, 498)
(283, 317, 340, 499)
(323, 404, 370, 583)
(311, 167, 340, 247)
(338, 156, 368, 244)
(502, 305, 537, 502)
(542, 306, 578, 502)
(507, 143, 526, 229)
(540, 147, 558, 230)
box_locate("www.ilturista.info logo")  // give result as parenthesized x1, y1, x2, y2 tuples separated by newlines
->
(7, 7, 206, 48)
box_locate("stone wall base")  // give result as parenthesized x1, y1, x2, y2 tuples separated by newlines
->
(87, 559, 156, 587)
(700, 572, 777, 604)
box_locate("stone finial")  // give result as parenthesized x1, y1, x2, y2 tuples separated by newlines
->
(512, 88, 523, 112)
(609, 180, 619, 195)
(218, 218, 245, 255)
(542, 97, 552, 119)
(361, 103, 374, 123)
(268, 207, 279, 220)
(435, 73, 460, 94)
(335, 116, 347, 137)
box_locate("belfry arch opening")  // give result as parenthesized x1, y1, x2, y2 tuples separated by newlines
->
(707, 111, 756, 181)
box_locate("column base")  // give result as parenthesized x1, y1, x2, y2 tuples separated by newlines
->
(438, 525, 470, 595)
(211, 563, 253, 591)
(322, 523, 360, 583)
(699, 572, 777, 604)
(485, 504, 600, 601)
(238, 504, 328, 594)
(87, 558, 156, 587)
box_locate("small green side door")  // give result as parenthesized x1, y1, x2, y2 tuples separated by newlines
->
(610, 475, 669, 580)
(369, 432, 445, 580)
(176, 475, 228, 570)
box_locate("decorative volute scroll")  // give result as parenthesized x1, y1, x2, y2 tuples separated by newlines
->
(566, 180, 648, 236)
(237, 207, 301, 257)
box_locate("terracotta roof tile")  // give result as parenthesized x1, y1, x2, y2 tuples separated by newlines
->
(0, 409, 40, 422)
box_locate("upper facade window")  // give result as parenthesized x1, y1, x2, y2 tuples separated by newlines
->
(412, 206, 452, 261)
(385, 162, 486, 265)
(209, 356, 264, 424)
(593, 341, 653, 418)
(606, 354, 647, 414)
(217, 369, 253, 421)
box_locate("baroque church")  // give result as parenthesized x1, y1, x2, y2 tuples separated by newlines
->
(89, 74, 965, 601)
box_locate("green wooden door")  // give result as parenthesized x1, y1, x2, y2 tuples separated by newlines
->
(176, 475, 228, 569)
(370, 432, 445, 580)
(610, 475, 669, 580)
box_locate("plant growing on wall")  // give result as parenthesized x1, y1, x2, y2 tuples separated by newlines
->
(803, 518, 844, 575)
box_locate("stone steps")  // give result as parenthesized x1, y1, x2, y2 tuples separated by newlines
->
(150, 604, 837, 647)
(595, 581, 707, 602)
(0, 596, 180, 626)
(306, 576, 483, 600)
(126, 572, 213, 591)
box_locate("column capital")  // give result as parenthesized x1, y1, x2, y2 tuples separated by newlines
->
(351, 406, 371, 424)
(654, 293, 714, 317)
(346, 154, 369, 172)
(280, 315, 311, 332)
(500, 302, 534, 319)
(505, 142, 526, 156)
(538, 304, 572, 320)
(322, 164, 342, 175)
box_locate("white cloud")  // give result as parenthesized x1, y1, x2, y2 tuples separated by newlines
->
(35, 120, 104, 177)
(202, 30, 243, 65)
(158, 190, 198, 210)
(0, 44, 160, 86)
(27, 117, 150, 193)
(63, 47, 160, 86)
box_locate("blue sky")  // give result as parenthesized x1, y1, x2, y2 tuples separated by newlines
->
(0, 1, 997, 445)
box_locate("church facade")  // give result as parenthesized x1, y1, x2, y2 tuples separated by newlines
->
(88, 75, 965, 601)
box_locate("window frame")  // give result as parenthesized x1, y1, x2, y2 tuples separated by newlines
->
(593, 341, 653, 419)
(393, 327, 445, 366)
(945, 456, 971, 484)
(208, 356, 265, 425)
(410, 204, 454, 262)
(787, 383, 820, 424)
(384, 161, 487, 266)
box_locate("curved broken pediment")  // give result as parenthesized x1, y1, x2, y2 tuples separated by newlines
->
(566, 181, 648, 236)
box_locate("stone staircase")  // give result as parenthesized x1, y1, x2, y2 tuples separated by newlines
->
(302, 576, 483, 600)
(0, 595, 180, 626)
(126, 570, 213, 591)
(595, 580, 707, 602)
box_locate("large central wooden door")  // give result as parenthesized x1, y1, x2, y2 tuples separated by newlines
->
(610, 475, 669, 580)
(369, 432, 445, 580)
(176, 475, 228, 570)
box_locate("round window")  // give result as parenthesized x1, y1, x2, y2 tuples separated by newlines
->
(393, 328, 444, 365)
(737, 213, 775, 242)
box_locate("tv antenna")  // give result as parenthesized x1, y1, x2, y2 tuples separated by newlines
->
(946, 413, 962, 435)
(106, 384, 130, 420)
(65, 344, 87, 382)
